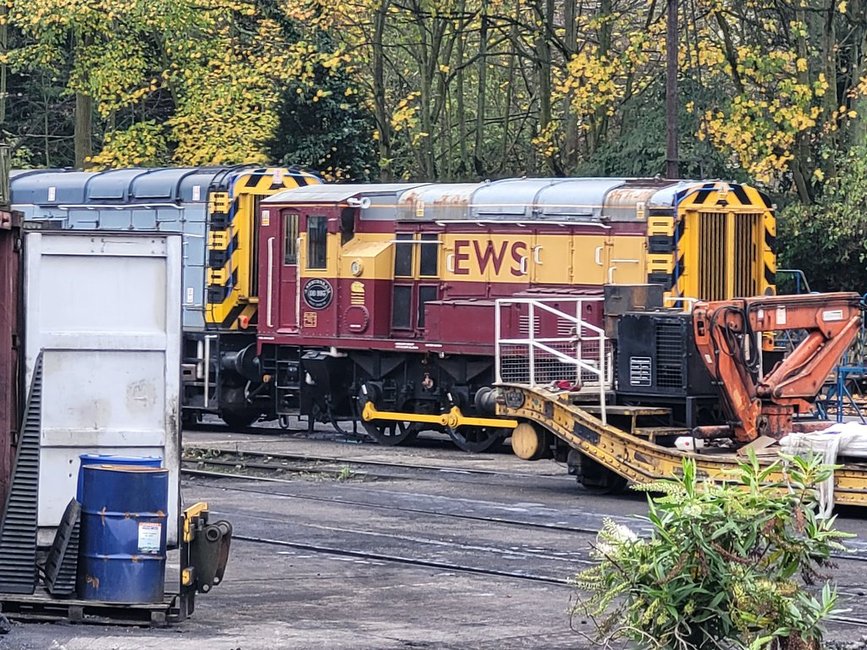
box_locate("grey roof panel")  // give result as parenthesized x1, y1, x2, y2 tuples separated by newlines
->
(536, 179, 627, 219)
(85, 168, 152, 201)
(132, 168, 219, 202)
(10, 170, 95, 205)
(264, 183, 427, 204)
(470, 178, 572, 218)
(396, 184, 479, 221)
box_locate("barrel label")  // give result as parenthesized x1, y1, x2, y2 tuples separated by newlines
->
(138, 522, 162, 554)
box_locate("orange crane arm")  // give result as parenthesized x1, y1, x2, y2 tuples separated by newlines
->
(692, 292, 862, 443)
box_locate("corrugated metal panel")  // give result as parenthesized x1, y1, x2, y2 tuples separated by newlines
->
(23, 232, 182, 546)
(0, 354, 42, 594)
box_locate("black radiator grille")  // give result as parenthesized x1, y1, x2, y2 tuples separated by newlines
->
(655, 320, 685, 389)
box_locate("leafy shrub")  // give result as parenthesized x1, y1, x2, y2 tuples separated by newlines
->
(573, 453, 851, 649)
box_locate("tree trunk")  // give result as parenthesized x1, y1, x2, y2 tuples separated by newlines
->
(373, 0, 393, 180)
(74, 92, 93, 169)
(73, 30, 93, 169)
(473, 0, 489, 176)
(792, 5, 814, 203)
(561, 0, 578, 171)
(821, 2, 837, 180)
(456, 3, 469, 177)
(534, 0, 555, 174)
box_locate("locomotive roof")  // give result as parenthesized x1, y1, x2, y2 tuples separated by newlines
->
(262, 183, 429, 204)
(10, 166, 319, 207)
(262, 177, 738, 222)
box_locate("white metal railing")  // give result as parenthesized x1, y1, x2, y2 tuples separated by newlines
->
(495, 297, 611, 424)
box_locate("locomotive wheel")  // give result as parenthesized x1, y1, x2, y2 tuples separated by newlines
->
(357, 385, 420, 446)
(510, 422, 553, 460)
(446, 425, 504, 453)
(220, 409, 260, 430)
(361, 420, 420, 446)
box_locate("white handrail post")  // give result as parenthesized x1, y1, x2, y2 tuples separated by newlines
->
(495, 300, 502, 383)
(528, 301, 536, 386)
(575, 299, 582, 386)
(599, 327, 607, 424)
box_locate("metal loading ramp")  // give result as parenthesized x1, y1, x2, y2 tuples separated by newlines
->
(495, 384, 867, 508)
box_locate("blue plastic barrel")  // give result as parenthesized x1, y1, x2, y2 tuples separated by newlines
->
(77, 454, 162, 501)
(78, 465, 169, 603)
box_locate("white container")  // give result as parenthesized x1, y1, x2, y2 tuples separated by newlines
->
(23, 231, 182, 545)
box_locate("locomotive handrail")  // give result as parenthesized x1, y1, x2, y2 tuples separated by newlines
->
(495, 296, 610, 424)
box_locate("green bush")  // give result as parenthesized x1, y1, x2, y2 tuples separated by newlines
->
(573, 453, 852, 650)
(777, 145, 867, 293)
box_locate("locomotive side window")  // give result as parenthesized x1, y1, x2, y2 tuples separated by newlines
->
(307, 215, 328, 269)
(417, 285, 438, 328)
(394, 233, 413, 277)
(419, 234, 439, 276)
(283, 212, 299, 265)
(392, 285, 412, 329)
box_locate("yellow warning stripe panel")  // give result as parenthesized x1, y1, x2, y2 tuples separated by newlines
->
(647, 216, 675, 236)
(209, 230, 230, 250)
(647, 254, 675, 274)
(205, 168, 322, 330)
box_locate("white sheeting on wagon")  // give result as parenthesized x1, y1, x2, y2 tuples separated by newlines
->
(780, 421, 867, 517)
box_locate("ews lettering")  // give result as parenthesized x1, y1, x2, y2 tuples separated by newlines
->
(453, 239, 528, 277)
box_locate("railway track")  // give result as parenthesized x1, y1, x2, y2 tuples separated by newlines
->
(182, 445, 573, 483)
(182, 457, 867, 562)
(184, 471, 612, 536)
(184, 459, 867, 631)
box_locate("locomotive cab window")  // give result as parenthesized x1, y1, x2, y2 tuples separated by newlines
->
(283, 212, 299, 265)
(394, 233, 413, 277)
(419, 234, 439, 276)
(307, 215, 328, 269)
(340, 207, 355, 245)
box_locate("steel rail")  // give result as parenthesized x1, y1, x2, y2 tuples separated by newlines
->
(182, 467, 608, 536)
(182, 445, 574, 482)
(183, 466, 867, 565)
(232, 533, 572, 586)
